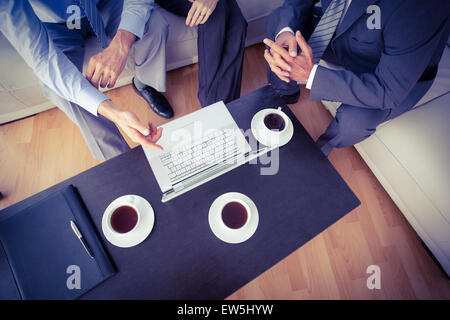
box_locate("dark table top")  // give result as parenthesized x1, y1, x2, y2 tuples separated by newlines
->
(0, 86, 360, 299)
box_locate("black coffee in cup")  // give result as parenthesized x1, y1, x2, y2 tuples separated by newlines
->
(111, 205, 138, 233)
(221, 201, 248, 229)
(264, 113, 286, 132)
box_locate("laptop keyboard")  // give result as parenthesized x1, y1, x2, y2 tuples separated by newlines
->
(159, 130, 240, 183)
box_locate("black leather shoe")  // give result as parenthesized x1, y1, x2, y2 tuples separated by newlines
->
(132, 78, 174, 119)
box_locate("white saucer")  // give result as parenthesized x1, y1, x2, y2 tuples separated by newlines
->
(209, 192, 259, 244)
(251, 108, 294, 147)
(102, 195, 155, 248)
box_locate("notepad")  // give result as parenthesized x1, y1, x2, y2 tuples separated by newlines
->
(0, 185, 115, 300)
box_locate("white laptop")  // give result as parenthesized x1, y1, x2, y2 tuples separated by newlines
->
(143, 101, 261, 202)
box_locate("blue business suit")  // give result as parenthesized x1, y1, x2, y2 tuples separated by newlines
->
(267, 0, 450, 155)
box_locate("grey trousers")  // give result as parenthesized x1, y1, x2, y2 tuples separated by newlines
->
(41, 0, 169, 160)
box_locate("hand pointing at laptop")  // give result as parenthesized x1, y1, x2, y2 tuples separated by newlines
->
(98, 100, 163, 151)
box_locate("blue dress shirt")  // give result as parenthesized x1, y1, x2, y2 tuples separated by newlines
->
(0, 0, 155, 116)
(28, 0, 95, 23)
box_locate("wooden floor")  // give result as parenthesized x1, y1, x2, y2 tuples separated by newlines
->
(1, 44, 449, 299)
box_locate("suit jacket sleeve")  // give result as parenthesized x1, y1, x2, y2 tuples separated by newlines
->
(118, 0, 155, 40)
(275, 0, 319, 35)
(310, 1, 450, 110)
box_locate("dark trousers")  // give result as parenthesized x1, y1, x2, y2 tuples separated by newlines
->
(156, 0, 248, 106)
(265, 7, 415, 156)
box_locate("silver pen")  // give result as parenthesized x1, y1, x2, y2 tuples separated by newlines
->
(70, 220, 94, 259)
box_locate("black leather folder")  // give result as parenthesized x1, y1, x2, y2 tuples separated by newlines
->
(0, 185, 115, 300)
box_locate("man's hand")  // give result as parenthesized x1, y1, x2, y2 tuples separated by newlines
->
(98, 100, 163, 150)
(86, 30, 136, 89)
(186, 0, 218, 27)
(276, 30, 298, 57)
(264, 31, 315, 84)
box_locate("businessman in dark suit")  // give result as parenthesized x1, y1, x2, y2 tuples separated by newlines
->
(155, 0, 247, 107)
(264, 0, 450, 155)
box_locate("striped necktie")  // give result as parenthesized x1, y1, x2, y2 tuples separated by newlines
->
(76, 0, 107, 48)
(308, 0, 347, 63)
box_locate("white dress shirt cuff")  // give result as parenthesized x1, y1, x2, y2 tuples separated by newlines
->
(118, 12, 146, 40)
(306, 64, 319, 90)
(77, 86, 110, 116)
(275, 27, 294, 40)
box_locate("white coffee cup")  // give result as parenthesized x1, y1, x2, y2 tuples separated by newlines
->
(252, 107, 292, 147)
(260, 107, 289, 135)
(105, 197, 141, 236)
(220, 198, 251, 231)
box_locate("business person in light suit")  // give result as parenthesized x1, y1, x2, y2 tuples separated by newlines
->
(264, 0, 450, 155)
(0, 0, 166, 161)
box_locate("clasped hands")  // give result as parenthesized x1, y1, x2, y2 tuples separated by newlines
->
(263, 30, 315, 84)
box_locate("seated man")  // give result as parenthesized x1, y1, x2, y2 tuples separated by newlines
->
(0, 0, 166, 161)
(263, 0, 450, 155)
(154, 0, 248, 106)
